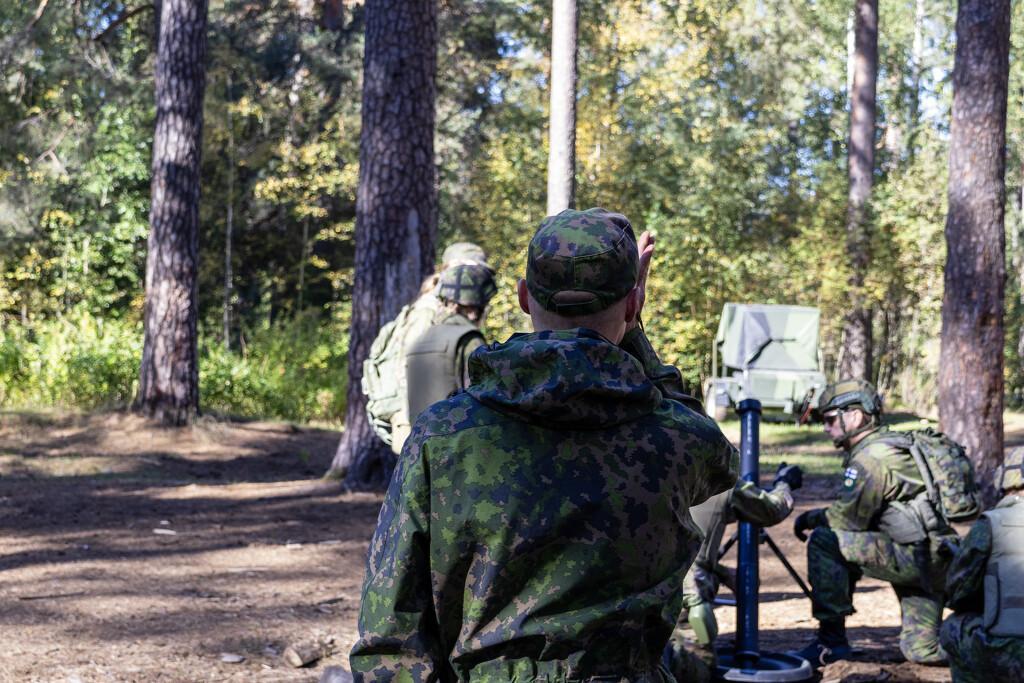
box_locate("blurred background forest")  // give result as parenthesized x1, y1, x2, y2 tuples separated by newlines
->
(1, 0, 1022, 424)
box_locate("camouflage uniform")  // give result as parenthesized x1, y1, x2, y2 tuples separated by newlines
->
(666, 480, 795, 682)
(940, 498, 1024, 682)
(350, 209, 739, 682)
(805, 426, 954, 664)
(371, 247, 491, 453)
(404, 265, 496, 422)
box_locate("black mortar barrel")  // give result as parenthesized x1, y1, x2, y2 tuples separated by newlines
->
(736, 398, 762, 666)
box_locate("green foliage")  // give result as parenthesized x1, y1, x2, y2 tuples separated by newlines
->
(0, 310, 141, 409)
(200, 310, 349, 424)
(0, 0, 1018, 422)
(0, 307, 350, 423)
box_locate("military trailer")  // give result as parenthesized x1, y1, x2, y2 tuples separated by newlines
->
(703, 303, 827, 421)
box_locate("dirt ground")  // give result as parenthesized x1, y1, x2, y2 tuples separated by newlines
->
(0, 411, 980, 682)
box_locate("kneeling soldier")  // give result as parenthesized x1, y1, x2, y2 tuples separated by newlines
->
(666, 463, 803, 682)
(793, 379, 957, 666)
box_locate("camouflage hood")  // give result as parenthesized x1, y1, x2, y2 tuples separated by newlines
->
(466, 328, 662, 428)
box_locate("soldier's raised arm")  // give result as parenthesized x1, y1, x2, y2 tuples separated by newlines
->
(618, 231, 705, 413)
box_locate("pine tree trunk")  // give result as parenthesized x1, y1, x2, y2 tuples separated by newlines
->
(546, 0, 577, 215)
(135, 0, 207, 426)
(837, 0, 877, 381)
(223, 73, 234, 351)
(327, 0, 438, 488)
(939, 0, 1010, 507)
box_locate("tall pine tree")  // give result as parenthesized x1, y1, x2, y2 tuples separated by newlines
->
(328, 0, 438, 488)
(939, 0, 1011, 505)
(838, 0, 878, 381)
(135, 0, 208, 426)
(546, 0, 578, 214)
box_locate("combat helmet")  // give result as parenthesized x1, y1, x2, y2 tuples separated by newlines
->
(441, 242, 489, 269)
(818, 378, 883, 417)
(1000, 446, 1024, 493)
(818, 378, 883, 449)
(437, 263, 498, 309)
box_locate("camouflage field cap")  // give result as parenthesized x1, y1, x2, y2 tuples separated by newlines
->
(438, 263, 498, 308)
(1001, 446, 1024, 491)
(441, 242, 489, 269)
(818, 378, 883, 417)
(526, 208, 639, 315)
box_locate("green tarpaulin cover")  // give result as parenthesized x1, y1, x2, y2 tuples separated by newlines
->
(715, 303, 821, 372)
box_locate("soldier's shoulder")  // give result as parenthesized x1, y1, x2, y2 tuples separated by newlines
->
(855, 429, 909, 461)
(406, 390, 503, 446)
(651, 398, 735, 452)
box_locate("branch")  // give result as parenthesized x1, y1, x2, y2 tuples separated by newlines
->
(26, 0, 52, 33)
(92, 3, 155, 42)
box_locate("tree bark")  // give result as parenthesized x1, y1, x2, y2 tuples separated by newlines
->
(546, 0, 577, 215)
(327, 0, 438, 488)
(223, 72, 234, 351)
(939, 0, 1010, 507)
(837, 0, 877, 381)
(135, 0, 207, 426)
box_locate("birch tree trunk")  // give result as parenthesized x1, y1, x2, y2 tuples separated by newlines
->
(939, 0, 1010, 506)
(327, 0, 438, 488)
(546, 0, 577, 215)
(135, 0, 207, 426)
(837, 0, 878, 381)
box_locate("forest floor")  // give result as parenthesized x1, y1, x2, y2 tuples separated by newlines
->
(3, 410, 1022, 682)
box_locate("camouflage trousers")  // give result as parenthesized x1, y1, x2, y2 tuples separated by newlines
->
(940, 613, 1024, 683)
(806, 527, 946, 664)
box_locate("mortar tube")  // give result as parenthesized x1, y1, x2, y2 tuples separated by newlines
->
(736, 398, 762, 667)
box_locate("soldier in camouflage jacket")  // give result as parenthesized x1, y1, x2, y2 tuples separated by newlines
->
(350, 208, 738, 682)
(791, 379, 955, 667)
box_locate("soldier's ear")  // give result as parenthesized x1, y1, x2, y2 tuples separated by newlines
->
(517, 279, 530, 314)
(623, 287, 640, 323)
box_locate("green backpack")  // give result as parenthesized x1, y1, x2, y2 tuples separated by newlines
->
(361, 306, 415, 446)
(884, 427, 981, 522)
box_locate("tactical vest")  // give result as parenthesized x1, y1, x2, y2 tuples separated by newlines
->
(983, 496, 1024, 638)
(404, 315, 483, 422)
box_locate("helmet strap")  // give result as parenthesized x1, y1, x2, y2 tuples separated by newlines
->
(834, 409, 877, 450)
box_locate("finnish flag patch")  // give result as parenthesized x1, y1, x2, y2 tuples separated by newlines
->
(843, 466, 859, 489)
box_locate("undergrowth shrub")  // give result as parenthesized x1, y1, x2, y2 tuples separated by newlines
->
(0, 312, 141, 409)
(201, 312, 348, 423)
(0, 309, 348, 423)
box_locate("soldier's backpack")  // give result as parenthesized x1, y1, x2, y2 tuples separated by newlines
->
(882, 427, 981, 522)
(361, 305, 416, 446)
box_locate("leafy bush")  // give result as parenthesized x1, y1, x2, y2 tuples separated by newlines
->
(0, 309, 348, 423)
(201, 310, 349, 423)
(0, 311, 142, 410)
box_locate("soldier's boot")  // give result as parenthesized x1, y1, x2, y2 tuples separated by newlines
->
(792, 618, 852, 668)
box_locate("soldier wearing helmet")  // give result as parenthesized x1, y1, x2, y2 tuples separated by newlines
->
(361, 243, 492, 454)
(791, 378, 955, 667)
(940, 447, 1024, 682)
(404, 263, 497, 421)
